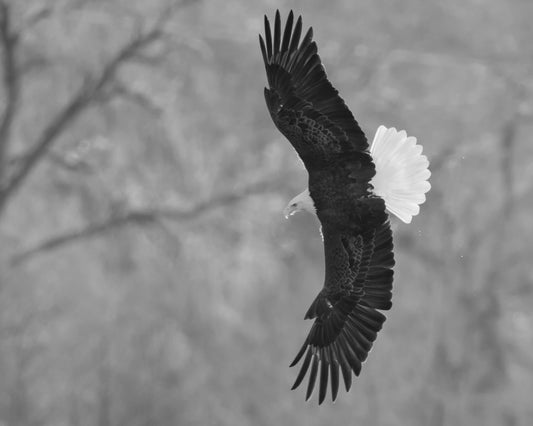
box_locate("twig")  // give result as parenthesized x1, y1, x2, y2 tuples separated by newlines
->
(500, 118, 515, 217)
(0, 23, 167, 216)
(0, 1, 19, 178)
(46, 150, 93, 174)
(101, 80, 162, 114)
(11, 213, 154, 266)
(19, 6, 53, 34)
(11, 179, 283, 266)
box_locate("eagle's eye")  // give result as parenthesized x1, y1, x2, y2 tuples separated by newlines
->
(291, 203, 297, 207)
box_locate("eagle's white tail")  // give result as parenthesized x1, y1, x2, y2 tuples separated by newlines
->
(370, 126, 431, 224)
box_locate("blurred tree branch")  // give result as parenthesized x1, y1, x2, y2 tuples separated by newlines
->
(0, 1, 20, 177)
(11, 179, 284, 266)
(0, 2, 180, 217)
(101, 80, 162, 114)
(46, 150, 94, 174)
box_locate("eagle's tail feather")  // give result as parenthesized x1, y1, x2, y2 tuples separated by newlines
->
(369, 126, 431, 223)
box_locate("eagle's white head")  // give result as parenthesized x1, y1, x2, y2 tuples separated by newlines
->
(283, 188, 316, 218)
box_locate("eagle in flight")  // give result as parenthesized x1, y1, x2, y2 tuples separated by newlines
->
(259, 11, 431, 404)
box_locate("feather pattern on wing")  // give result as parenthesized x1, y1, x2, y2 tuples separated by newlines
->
(260, 11, 397, 404)
(290, 213, 394, 403)
(259, 10, 368, 170)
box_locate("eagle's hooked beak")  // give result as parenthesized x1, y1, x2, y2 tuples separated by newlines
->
(283, 203, 299, 219)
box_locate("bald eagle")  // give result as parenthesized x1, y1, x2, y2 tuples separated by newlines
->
(260, 11, 431, 404)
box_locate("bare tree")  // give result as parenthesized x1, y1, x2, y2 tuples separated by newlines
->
(11, 178, 285, 265)
(0, 0, 289, 269)
(0, 1, 183, 217)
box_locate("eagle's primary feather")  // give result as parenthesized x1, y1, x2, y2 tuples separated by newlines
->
(260, 10, 399, 404)
(259, 12, 368, 170)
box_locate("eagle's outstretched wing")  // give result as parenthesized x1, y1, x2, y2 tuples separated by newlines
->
(259, 10, 368, 169)
(290, 210, 394, 404)
(260, 11, 395, 404)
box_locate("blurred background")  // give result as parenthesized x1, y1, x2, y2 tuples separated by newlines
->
(0, 0, 532, 425)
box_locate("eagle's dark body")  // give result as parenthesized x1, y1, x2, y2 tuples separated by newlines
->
(260, 11, 395, 404)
